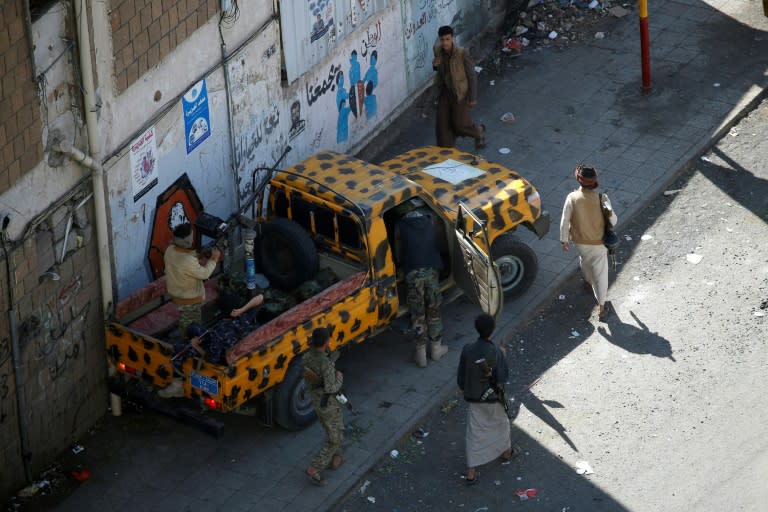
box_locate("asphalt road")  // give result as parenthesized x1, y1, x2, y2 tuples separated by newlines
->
(334, 99, 768, 512)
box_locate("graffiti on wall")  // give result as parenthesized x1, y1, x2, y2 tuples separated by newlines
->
(24, 277, 92, 382)
(310, 0, 336, 43)
(337, 48, 379, 142)
(288, 99, 307, 141)
(233, 104, 282, 174)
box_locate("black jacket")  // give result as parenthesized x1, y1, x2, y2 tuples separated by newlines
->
(397, 213, 443, 273)
(457, 337, 509, 402)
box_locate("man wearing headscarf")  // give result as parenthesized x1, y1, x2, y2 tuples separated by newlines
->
(559, 165, 617, 320)
(164, 222, 220, 337)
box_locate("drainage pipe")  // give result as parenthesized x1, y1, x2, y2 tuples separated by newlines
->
(1, 216, 33, 483)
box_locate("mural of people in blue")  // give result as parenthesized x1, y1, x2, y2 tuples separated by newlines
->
(349, 50, 361, 84)
(363, 50, 378, 119)
(336, 71, 350, 143)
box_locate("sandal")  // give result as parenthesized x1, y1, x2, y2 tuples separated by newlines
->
(500, 448, 515, 462)
(305, 467, 326, 486)
(330, 455, 344, 470)
(465, 474, 479, 486)
(598, 304, 610, 322)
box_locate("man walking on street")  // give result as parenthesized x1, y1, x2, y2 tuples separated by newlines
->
(164, 222, 220, 337)
(559, 165, 618, 321)
(457, 313, 512, 485)
(432, 25, 486, 151)
(396, 200, 448, 368)
(303, 327, 345, 486)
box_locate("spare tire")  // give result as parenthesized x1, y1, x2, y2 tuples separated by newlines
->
(256, 218, 318, 290)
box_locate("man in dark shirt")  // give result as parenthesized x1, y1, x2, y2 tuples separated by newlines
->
(396, 201, 447, 368)
(432, 25, 486, 150)
(457, 313, 512, 484)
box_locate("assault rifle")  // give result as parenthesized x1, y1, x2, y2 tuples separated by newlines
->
(476, 357, 512, 419)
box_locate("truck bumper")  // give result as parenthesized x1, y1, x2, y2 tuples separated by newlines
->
(529, 210, 551, 239)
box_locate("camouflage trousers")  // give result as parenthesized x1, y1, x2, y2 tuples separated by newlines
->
(176, 303, 202, 338)
(311, 402, 344, 470)
(406, 267, 443, 346)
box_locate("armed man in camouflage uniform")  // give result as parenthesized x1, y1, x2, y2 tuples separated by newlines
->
(302, 327, 345, 486)
(396, 199, 448, 368)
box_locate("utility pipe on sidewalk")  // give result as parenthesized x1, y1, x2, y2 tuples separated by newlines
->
(639, 0, 652, 94)
(71, 0, 122, 416)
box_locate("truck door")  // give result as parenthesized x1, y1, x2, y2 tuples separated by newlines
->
(452, 204, 503, 318)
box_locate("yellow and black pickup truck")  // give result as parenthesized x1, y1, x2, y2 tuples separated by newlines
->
(106, 146, 550, 432)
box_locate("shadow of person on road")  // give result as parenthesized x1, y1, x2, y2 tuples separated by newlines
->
(509, 389, 579, 453)
(598, 310, 676, 361)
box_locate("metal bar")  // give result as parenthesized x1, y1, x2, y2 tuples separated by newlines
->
(639, 0, 652, 94)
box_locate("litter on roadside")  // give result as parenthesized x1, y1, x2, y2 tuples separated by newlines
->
(359, 480, 371, 494)
(442, 399, 459, 414)
(663, 189, 682, 196)
(624, 235, 633, 241)
(729, 127, 739, 137)
(558, 294, 566, 300)
(500, 112, 516, 124)
(498, 147, 511, 154)
(713, 83, 721, 87)
(641, 234, 653, 241)
(686, 253, 704, 264)
(570, 330, 580, 337)
(17, 480, 51, 498)
(70, 468, 91, 481)
(490, 80, 495, 86)
(754, 311, 765, 317)
(548, 30, 558, 39)
(495, 480, 502, 486)
(700, 155, 712, 162)
(575, 460, 594, 475)
(515, 488, 539, 500)
(474, 66, 483, 73)
(594, 31, 605, 39)
(367, 496, 376, 503)
(413, 427, 430, 438)
(390, 449, 399, 459)
(72, 444, 85, 455)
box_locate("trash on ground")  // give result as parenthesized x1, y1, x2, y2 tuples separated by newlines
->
(475, 66, 483, 73)
(640, 234, 653, 241)
(700, 155, 712, 162)
(624, 235, 633, 241)
(72, 444, 85, 455)
(663, 189, 682, 196)
(588, 0, 599, 7)
(498, 147, 511, 154)
(490, 80, 496, 86)
(558, 294, 566, 300)
(729, 127, 739, 137)
(570, 330, 580, 337)
(502, 460, 512, 465)
(713, 83, 721, 87)
(413, 427, 430, 438)
(359, 480, 371, 494)
(575, 460, 594, 475)
(753, 311, 765, 317)
(495, 480, 502, 486)
(516, 488, 539, 501)
(390, 449, 399, 459)
(500, 112, 516, 124)
(517, 476, 523, 480)
(726, 227, 733, 233)
(633, 276, 640, 281)
(367, 496, 376, 503)
(70, 468, 91, 481)
(594, 31, 605, 39)
(442, 399, 459, 414)
(609, 5, 629, 16)
(548, 30, 558, 39)
(17, 480, 51, 498)
(686, 253, 703, 265)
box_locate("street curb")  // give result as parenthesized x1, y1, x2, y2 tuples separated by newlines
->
(322, 82, 768, 511)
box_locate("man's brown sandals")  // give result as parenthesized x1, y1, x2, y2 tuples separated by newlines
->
(305, 467, 326, 486)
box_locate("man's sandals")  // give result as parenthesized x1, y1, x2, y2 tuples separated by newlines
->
(330, 455, 344, 470)
(475, 124, 487, 151)
(305, 467, 326, 486)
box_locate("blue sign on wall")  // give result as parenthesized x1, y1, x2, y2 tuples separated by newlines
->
(182, 79, 211, 154)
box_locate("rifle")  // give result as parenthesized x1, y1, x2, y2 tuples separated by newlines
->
(476, 357, 512, 419)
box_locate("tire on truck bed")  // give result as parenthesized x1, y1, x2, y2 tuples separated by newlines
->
(257, 218, 319, 290)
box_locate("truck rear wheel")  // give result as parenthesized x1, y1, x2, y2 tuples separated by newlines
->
(257, 218, 319, 290)
(275, 358, 317, 431)
(492, 234, 538, 298)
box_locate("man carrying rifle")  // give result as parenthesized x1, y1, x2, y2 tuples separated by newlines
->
(302, 327, 345, 486)
(457, 313, 513, 485)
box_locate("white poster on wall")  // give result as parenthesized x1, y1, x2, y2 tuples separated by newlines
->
(129, 126, 159, 202)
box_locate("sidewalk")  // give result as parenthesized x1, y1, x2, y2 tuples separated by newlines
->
(47, 1, 768, 511)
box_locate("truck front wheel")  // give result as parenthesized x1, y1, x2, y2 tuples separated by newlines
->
(275, 359, 317, 431)
(492, 234, 538, 298)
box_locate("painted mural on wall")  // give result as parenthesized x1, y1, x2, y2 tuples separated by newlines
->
(281, 0, 389, 82)
(401, 0, 484, 94)
(182, 79, 212, 154)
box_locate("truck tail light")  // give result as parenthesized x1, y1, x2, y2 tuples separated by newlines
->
(526, 190, 541, 210)
(117, 362, 137, 375)
(203, 398, 222, 410)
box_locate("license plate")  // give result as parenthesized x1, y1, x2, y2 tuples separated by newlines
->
(191, 373, 219, 395)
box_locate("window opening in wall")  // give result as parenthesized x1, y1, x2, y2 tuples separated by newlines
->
(29, 0, 60, 22)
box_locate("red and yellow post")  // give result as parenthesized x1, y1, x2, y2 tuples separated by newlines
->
(639, 0, 651, 94)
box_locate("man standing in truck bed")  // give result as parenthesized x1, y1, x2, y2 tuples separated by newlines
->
(164, 222, 220, 337)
